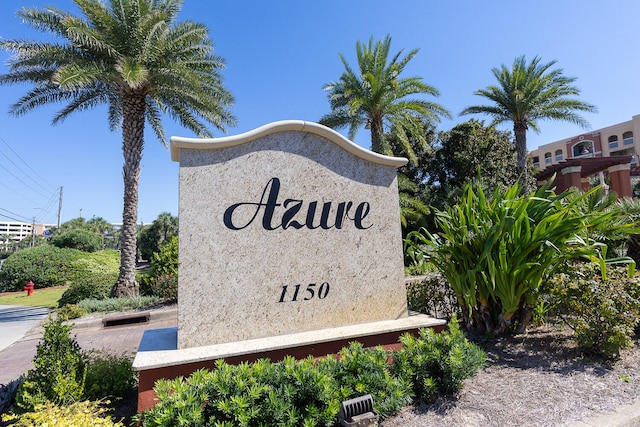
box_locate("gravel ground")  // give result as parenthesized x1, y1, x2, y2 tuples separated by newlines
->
(382, 323, 640, 427)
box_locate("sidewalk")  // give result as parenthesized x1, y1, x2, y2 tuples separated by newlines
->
(0, 306, 177, 385)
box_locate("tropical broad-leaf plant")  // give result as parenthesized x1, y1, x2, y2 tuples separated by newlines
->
(461, 55, 596, 189)
(405, 179, 612, 335)
(0, 0, 236, 297)
(320, 34, 450, 162)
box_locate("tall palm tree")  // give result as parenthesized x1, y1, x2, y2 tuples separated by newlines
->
(461, 55, 596, 189)
(320, 35, 450, 162)
(0, 0, 236, 297)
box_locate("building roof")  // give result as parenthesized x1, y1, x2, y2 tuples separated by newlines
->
(535, 156, 632, 181)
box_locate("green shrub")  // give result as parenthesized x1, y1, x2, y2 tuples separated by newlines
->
(55, 304, 89, 321)
(319, 343, 412, 418)
(1, 400, 124, 427)
(404, 180, 628, 336)
(150, 235, 178, 278)
(149, 275, 177, 302)
(406, 272, 460, 319)
(392, 317, 486, 400)
(141, 236, 179, 300)
(77, 296, 160, 313)
(546, 262, 640, 359)
(56, 250, 120, 306)
(84, 351, 137, 400)
(52, 229, 103, 252)
(16, 316, 88, 412)
(138, 319, 484, 426)
(0, 246, 83, 291)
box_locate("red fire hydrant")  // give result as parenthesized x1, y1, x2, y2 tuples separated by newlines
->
(24, 281, 35, 297)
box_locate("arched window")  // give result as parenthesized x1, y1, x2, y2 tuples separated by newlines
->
(609, 135, 619, 149)
(573, 141, 593, 157)
(623, 131, 634, 146)
(544, 152, 552, 164)
(555, 149, 563, 162)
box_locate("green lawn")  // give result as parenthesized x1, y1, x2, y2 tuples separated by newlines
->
(0, 287, 67, 308)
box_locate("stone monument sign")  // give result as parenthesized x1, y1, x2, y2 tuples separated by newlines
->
(171, 120, 410, 349)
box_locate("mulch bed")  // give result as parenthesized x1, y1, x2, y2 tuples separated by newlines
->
(383, 323, 640, 426)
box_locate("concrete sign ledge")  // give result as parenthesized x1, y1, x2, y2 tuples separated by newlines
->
(170, 120, 408, 167)
(133, 313, 444, 371)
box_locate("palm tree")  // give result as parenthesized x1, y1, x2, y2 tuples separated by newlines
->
(320, 35, 450, 162)
(461, 55, 596, 189)
(0, 0, 236, 297)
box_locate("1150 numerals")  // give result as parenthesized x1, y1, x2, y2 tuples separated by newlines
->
(278, 282, 330, 302)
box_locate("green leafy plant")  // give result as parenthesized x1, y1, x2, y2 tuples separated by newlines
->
(138, 319, 484, 426)
(546, 262, 640, 359)
(51, 229, 103, 252)
(392, 316, 486, 400)
(150, 275, 177, 302)
(15, 316, 88, 412)
(319, 343, 412, 418)
(2, 400, 124, 427)
(55, 304, 89, 321)
(84, 351, 137, 401)
(406, 272, 460, 319)
(405, 179, 619, 335)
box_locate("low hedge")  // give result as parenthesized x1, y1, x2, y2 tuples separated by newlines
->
(136, 317, 486, 426)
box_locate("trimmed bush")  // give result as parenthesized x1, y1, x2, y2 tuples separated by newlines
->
(52, 229, 103, 252)
(0, 246, 83, 291)
(57, 250, 120, 306)
(137, 319, 485, 426)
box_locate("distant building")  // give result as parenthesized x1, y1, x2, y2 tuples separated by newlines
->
(529, 114, 639, 196)
(0, 221, 55, 251)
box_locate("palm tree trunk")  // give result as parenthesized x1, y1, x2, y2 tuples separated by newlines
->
(111, 93, 145, 298)
(369, 116, 384, 154)
(513, 120, 529, 194)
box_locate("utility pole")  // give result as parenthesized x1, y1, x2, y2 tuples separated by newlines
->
(31, 216, 35, 248)
(57, 186, 63, 228)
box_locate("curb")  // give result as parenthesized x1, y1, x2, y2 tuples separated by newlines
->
(567, 399, 640, 427)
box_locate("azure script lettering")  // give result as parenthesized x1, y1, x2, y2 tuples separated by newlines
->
(223, 177, 373, 231)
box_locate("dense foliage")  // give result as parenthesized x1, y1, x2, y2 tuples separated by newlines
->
(0, 246, 119, 294)
(2, 400, 125, 427)
(52, 229, 103, 253)
(137, 213, 178, 261)
(545, 262, 640, 359)
(137, 319, 485, 426)
(16, 317, 88, 412)
(7, 317, 137, 422)
(140, 235, 178, 301)
(57, 251, 121, 306)
(406, 180, 608, 335)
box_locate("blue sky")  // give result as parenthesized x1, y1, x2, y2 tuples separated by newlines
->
(0, 0, 639, 225)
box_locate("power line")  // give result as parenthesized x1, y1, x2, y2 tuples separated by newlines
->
(0, 135, 56, 192)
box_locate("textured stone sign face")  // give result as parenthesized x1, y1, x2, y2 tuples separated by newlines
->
(171, 121, 409, 349)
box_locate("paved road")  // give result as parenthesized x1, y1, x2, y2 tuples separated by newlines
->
(0, 305, 50, 352)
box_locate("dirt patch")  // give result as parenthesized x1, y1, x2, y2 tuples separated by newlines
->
(383, 323, 640, 426)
